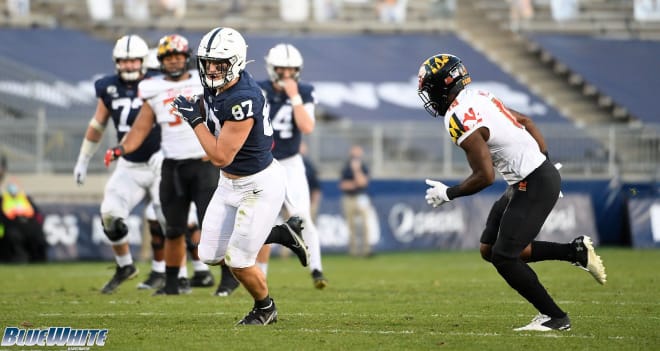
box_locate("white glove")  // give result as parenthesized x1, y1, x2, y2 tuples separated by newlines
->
(73, 159, 89, 185)
(425, 179, 451, 208)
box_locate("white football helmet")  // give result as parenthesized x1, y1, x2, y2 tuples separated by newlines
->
(265, 43, 303, 82)
(196, 27, 248, 90)
(112, 34, 149, 81)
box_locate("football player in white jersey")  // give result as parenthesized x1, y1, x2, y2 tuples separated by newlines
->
(105, 34, 218, 295)
(172, 27, 310, 325)
(73, 34, 165, 294)
(254, 43, 328, 289)
(418, 54, 607, 332)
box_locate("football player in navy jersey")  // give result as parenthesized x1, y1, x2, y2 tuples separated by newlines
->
(418, 53, 606, 331)
(105, 34, 217, 295)
(73, 34, 165, 294)
(172, 27, 310, 325)
(255, 43, 328, 289)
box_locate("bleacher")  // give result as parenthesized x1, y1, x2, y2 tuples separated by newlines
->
(0, 0, 658, 183)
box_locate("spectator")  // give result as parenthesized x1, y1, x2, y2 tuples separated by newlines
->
(159, 0, 186, 19)
(634, 0, 660, 22)
(508, 0, 534, 32)
(280, 0, 310, 22)
(0, 180, 47, 263)
(339, 144, 372, 257)
(431, 0, 456, 18)
(6, 0, 30, 17)
(124, 0, 150, 21)
(313, 0, 341, 22)
(87, 0, 113, 21)
(550, 0, 579, 22)
(376, 0, 407, 24)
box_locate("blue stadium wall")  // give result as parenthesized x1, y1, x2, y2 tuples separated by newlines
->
(40, 179, 658, 261)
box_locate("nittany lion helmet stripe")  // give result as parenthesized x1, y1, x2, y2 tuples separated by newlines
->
(205, 27, 223, 55)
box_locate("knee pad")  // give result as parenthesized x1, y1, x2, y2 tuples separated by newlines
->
(148, 221, 165, 250)
(103, 217, 128, 242)
(165, 226, 186, 240)
(198, 246, 222, 266)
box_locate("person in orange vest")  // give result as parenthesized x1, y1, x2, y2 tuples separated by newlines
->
(0, 180, 47, 263)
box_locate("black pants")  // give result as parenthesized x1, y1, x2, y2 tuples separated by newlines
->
(481, 159, 561, 257)
(160, 158, 219, 238)
(480, 160, 566, 318)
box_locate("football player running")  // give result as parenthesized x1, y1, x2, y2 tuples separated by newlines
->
(172, 27, 309, 325)
(254, 43, 328, 289)
(417, 54, 606, 332)
(105, 34, 217, 295)
(73, 34, 165, 294)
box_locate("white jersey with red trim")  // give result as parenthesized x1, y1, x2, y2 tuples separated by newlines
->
(444, 88, 546, 184)
(139, 71, 205, 160)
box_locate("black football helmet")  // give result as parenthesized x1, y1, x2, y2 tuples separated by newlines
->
(417, 54, 471, 117)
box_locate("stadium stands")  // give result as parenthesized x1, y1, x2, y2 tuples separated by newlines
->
(0, 0, 657, 182)
(528, 34, 660, 125)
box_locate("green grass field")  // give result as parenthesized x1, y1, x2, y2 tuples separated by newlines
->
(1, 249, 658, 351)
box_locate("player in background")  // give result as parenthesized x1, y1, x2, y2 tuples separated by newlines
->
(172, 27, 309, 325)
(417, 53, 606, 332)
(105, 34, 217, 295)
(73, 34, 165, 294)
(184, 202, 215, 287)
(254, 43, 328, 289)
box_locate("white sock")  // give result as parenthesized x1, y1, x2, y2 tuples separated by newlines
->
(178, 265, 188, 278)
(192, 260, 209, 272)
(152, 260, 165, 273)
(115, 253, 133, 268)
(257, 262, 268, 277)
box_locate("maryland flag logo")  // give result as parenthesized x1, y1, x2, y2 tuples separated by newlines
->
(448, 112, 465, 144)
(424, 55, 451, 74)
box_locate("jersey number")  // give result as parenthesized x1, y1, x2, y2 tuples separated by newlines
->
(111, 97, 143, 132)
(231, 99, 273, 136)
(271, 106, 294, 139)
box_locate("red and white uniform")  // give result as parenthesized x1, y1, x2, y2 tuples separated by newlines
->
(444, 89, 546, 185)
(139, 71, 205, 160)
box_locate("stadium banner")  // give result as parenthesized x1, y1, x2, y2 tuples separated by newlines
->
(314, 189, 598, 253)
(627, 197, 660, 248)
(40, 202, 146, 261)
(38, 182, 598, 261)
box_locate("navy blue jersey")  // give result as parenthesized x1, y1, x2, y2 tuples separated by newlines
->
(257, 80, 315, 159)
(340, 159, 369, 196)
(204, 71, 273, 176)
(94, 72, 161, 163)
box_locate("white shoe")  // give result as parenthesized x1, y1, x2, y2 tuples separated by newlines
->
(572, 235, 607, 285)
(514, 313, 571, 331)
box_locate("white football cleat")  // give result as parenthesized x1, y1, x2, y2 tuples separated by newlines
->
(572, 235, 607, 285)
(514, 313, 571, 331)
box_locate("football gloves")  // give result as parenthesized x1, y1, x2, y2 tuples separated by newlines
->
(172, 95, 204, 129)
(73, 159, 88, 185)
(425, 179, 451, 208)
(104, 145, 125, 168)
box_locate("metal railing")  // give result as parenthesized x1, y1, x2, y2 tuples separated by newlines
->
(0, 118, 658, 181)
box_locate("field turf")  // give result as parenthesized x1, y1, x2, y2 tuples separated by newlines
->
(1, 248, 658, 350)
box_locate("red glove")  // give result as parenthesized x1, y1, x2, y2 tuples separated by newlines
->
(104, 145, 125, 168)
